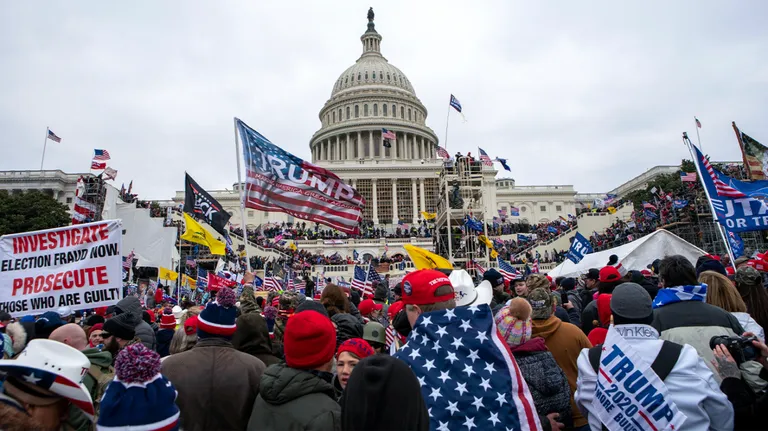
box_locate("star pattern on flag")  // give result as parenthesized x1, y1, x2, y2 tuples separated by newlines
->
(394, 305, 540, 431)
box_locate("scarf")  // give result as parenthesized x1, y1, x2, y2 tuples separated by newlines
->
(652, 284, 707, 309)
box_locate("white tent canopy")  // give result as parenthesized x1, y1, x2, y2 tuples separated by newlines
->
(547, 229, 707, 278)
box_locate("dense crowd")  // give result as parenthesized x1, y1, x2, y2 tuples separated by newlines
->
(4, 250, 768, 430)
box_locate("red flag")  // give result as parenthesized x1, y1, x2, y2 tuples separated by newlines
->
(208, 273, 236, 291)
(91, 161, 106, 170)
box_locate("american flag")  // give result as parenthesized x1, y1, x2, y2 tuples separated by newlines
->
(122, 251, 135, 270)
(478, 148, 493, 167)
(382, 128, 396, 140)
(351, 265, 374, 297)
(531, 259, 539, 274)
(47, 129, 62, 143)
(437, 145, 450, 159)
(385, 325, 395, 348)
(695, 117, 702, 128)
(197, 268, 208, 290)
(695, 146, 747, 198)
(263, 271, 282, 292)
(236, 119, 364, 235)
(90, 161, 106, 170)
(393, 305, 541, 431)
(466, 259, 486, 276)
(93, 149, 111, 161)
(497, 257, 522, 282)
(71, 196, 97, 225)
(186, 257, 196, 268)
(642, 201, 657, 210)
(497, 209, 507, 217)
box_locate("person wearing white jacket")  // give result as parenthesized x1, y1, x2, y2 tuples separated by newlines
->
(575, 282, 733, 431)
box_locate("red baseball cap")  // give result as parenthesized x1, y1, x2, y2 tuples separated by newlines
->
(401, 269, 454, 306)
(599, 266, 622, 283)
(388, 301, 404, 319)
(358, 299, 383, 316)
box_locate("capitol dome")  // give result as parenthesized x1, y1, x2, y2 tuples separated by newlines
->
(310, 9, 439, 164)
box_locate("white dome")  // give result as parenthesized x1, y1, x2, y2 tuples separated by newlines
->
(332, 57, 415, 96)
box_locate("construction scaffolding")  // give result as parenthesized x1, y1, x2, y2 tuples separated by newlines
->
(77, 175, 107, 223)
(433, 156, 489, 273)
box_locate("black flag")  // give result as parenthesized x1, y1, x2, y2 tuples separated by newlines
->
(184, 173, 231, 237)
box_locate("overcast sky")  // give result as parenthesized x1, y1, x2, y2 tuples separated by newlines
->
(1, 1, 766, 199)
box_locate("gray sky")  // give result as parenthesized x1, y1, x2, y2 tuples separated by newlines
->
(1, 1, 766, 199)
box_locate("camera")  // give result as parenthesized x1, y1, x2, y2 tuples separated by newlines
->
(710, 335, 760, 365)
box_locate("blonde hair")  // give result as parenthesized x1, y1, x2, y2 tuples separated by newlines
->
(699, 270, 747, 313)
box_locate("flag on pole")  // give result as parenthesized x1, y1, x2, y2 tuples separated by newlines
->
(103, 167, 118, 181)
(740, 131, 768, 180)
(197, 268, 208, 290)
(158, 267, 179, 281)
(263, 271, 282, 292)
(532, 259, 540, 273)
(382, 128, 396, 140)
(449, 94, 462, 113)
(680, 171, 697, 182)
(695, 117, 702, 128)
(93, 149, 111, 161)
(47, 129, 62, 143)
(436, 145, 450, 159)
(478, 148, 493, 167)
(351, 265, 374, 297)
(494, 157, 511, 171)
(497, 257, 522, 282)
(466, 259, 487, 276)
(236, 118, 364, 235)
(181, 213, 226, 255)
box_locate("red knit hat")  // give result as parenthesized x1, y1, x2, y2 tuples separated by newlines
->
(402, 269, 454, 305)
(283, 310, 336, 369)
(599, 266, 621, 283)
(358, 299, 382, 316)
(336, 338, 374, 360)
(160, 309, 176, 330)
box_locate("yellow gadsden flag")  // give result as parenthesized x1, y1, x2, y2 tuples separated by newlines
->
(403, 244, 453, 270)
(182, 274, 197, 289)
(181, 213, 226, 255)
(420, 211, 437, 220)
(158, 267, 178, 281)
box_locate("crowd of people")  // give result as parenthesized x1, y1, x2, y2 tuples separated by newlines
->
(4, 249, 768, 430)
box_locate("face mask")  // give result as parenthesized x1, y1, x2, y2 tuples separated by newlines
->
(392, 309, 412, 338)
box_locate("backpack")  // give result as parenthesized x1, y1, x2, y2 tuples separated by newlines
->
(587, 341, 683, 430)
(87, 363, 115, 415)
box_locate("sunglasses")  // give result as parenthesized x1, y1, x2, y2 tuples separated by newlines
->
(100, 332, 112, 339)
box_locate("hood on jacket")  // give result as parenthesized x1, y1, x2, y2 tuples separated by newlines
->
(5, 322, 27, 354)
(332, 313, 363, 349)
(531, 315, 562, 340)
(374, 283, 388, 303)
(116, 296, 143, 318)
(259, 363, 335, 406)
(232, 313, 273, 357)
(82, 347, 112, 368)
(509, 337, 548, 353)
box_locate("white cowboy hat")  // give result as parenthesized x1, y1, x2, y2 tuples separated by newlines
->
(450, 270, 493, 307)
(0, 339, 95, 421)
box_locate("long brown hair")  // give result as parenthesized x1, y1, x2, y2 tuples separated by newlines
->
(321, 284, 350, 317)
(699, 271, 746, 313)
(736, 275, 768, 332)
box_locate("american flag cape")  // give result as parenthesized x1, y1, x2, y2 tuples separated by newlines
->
(236, 118, 364, 235)
(394, 305, 542, 431)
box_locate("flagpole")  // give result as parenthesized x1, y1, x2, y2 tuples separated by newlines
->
(177, 223, 184, 303)
(233, 118, 252, 272)
(694, 117, 702, 152)
(40, 127, 49, 170)
(443, 102, 451, 151)
(683, 133, 736, 267)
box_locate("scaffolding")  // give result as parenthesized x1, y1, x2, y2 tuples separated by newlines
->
(433, 156, 489, 273)
(77, 175, 107, 223)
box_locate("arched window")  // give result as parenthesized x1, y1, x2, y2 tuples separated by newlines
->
(364, 104, 368, 116)
(355, 105, 359, 118)
(387, 73, 391, 81)
(373, 104, 378, 116)
(379, 71, 383, 80)
(408, 108, 412, 121)
(372, 71, 376, 79)
(350, 74, 354, 82)
(392, 104, 396, 117)
(383, 104, 388, 116)
(346, 106, 350, 119)
(358, 73, 361, 81)
(345, 76, 348, 84)
(332, 111, 336, 122)
(401, 106, 404, 118)
(365, 71, 368, 80)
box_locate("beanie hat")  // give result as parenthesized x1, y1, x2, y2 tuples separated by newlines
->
(336, 338, 375, 360)
(611, 282, 652, 320)
(197, 287, 237, 339)
(98, 344, 180, 430)
(494, 298, 532, 347)
(85, 314, 105, 327)
(586, 268, 600, 280)
(560, 277, 576, 291)
(696, 259, 727, 277)
(599, 266, 622, 283)
(283, 310, 336, 370)
(103, 313, 138, 340)
(525, 274, 550, 292)
(483, 268, 505, 288)
(88, 323, 104, 337)
(183, 315, 198, 336)
(159, 308, 176, 330)
(280, 291, 300, 311)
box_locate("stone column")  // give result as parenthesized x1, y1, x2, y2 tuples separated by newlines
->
(372, 179, 379, 224)
(335, 135, 341, 160)
(394, 133, 399, 159)
(392, 180, 399, 224)
(357, 131, 362, 159)
(369, 130, 374, 159)
(411, 179, 418, 224)
(347, 133, 352, 159)
(419, 178, 426, 212)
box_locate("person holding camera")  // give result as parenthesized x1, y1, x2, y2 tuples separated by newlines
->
(712, 332, 768, 430)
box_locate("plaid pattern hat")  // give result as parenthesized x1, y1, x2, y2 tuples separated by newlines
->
(527, 288, 554, 320)
(98, 344, 180, 430)
(494, 298, 532, 347)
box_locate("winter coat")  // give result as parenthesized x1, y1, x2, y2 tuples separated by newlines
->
(580, 299, 599, 335)
(575, 324, 734, 430)
(0, 393, 44, 431)
(563, 289, 583, 315)
(247, 364, 341, 431)
(531, 315, 592, 428)
(233, 313, 281, 367)
(144, 292, 156, 309)
(116, 296, 156, 350)
(347, 302, 364, 325)
(554, 306, 580, 327)
(331, 313, 363, 349)
(652, 300, 745, 382)
(155, 328, 174, 357)
(67, 347, 114, 431)
(510, 338, 572, 430)
(732, 311, 764, 341)
(491, 289, 512, 309)
(577, 287, 596, 314)
(162, 337, 266, 430)
(240, 285, 262, 316)
(720, 367, 768, 430)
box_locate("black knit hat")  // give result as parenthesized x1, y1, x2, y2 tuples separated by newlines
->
(103, 313, 138, 340)
(483, 268, 505, 287)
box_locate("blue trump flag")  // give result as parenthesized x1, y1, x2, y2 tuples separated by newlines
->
(464, 215, 484, 233)
(691, 142, 768, 233)
(547, 225, 558, 234)
(672, 199, 689, 209)
(725, 227, 745, 258)
(567, 232, 593, 263)
(494, 158, 511, 171)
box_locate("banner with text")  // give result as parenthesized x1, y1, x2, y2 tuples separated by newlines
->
(0, 220, 123, 317)
(567, 232, 593, 263)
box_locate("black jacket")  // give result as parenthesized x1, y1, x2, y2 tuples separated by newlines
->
(233, 313, 281, 367)
(247, 364, 341, 431)
(155, 328, 174, 358)
(331, 313, 363, 349)
(720, 367, 768, 430)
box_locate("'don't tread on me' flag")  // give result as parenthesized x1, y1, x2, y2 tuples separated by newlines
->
(236, 118, 364, 235)
(393, 305, 541, 431)
(184, 173, 231, 237)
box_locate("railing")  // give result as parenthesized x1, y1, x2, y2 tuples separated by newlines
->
(229, 232, 289, 258)
(311, 260, 560, 276)
(292, 237, 432, 247)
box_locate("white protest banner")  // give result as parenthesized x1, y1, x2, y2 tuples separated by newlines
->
(593, 326, 687, 431)
(0, 220, 123, 317)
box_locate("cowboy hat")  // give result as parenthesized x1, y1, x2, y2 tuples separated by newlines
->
(450, 270, 493, 307)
